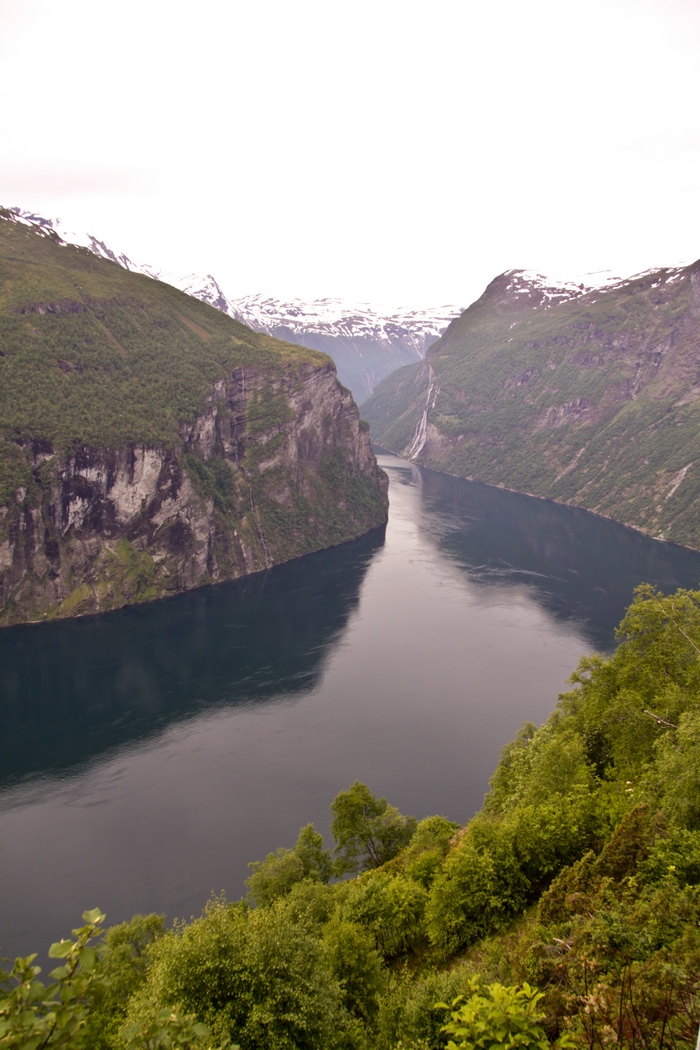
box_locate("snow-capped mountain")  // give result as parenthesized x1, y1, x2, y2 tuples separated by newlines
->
(498, 266, 688, 308)
(227, 293, 456, 351)
(5, 208, 460, 404)
(222, 294, 460, 403)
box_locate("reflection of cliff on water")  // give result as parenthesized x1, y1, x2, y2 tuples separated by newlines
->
(0, 527, 385, 788)
(413, 466, 700, 652)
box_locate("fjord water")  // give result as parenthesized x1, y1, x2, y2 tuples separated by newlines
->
(3, 453, 700, 960)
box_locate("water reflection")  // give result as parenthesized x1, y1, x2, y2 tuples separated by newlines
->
(4, 456, 700, 962)
(0, 528, 385, 788)
(410, 464, 700, 651)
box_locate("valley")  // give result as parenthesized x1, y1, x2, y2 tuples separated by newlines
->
(2, 211, 700, 1050)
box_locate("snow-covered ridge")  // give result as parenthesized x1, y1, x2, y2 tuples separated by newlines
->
(4, 208, 460, 353)
(227, 293, 459, 353)
(502, 265, 689, 309)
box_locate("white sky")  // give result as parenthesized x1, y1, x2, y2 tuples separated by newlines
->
(1, 0, 699, 307)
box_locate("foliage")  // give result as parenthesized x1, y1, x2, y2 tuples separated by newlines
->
(426, 826, 527, 955)
(337, 872, 428, 958)
(129, 896, 350, 1050)
(438, 978, 574, 1050)
(84, 913, 167, 1050)
(330, 780, 417, 874)
(0, 908, 106, 1050)
(529, 832, 700, 1048)
(246, 824, 333, 907)
(0, 910, 218, 1050)
(8, 584, 700, 1049)
(321, 918, 386, 1024)
(401, 816, 461, 888)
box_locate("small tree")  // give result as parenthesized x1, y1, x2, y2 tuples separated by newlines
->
(330, 781, 417, 874)
(246, 823, 333, 906)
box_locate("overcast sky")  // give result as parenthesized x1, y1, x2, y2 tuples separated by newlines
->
(1, 0, 698, 307)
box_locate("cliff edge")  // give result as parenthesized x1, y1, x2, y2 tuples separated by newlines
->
(0, 212, 388, 626)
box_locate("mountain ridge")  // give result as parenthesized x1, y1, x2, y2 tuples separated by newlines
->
(6, 208, 460, 404)
(362, 258, 700, 549)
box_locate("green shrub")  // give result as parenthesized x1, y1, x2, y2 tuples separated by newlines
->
(131, 897, 349, 1050)
(322, 918, 387, 1025)
(375, 969, 481, 1050)
(338, 873, 428, 958)
(426, 826, 527, 955)
(85, 913, 166, 1050)
(438, 977, 574, 1050)
(246, 824, 333, 907)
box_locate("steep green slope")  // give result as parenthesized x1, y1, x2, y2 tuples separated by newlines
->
(5, 584, 700, 1049)
(363, 264, 700, 548)
(0, 212, 388, 625)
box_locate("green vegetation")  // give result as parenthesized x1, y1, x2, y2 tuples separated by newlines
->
(0, 213, 325, 452)
(363, 264, 700, 548)
(4, 583, 700, 1048)
(0, 214, 388, 626)
(438, 979, 574, 1050)
(331, 780, 418, 874)
(0, 910, 219, 1050)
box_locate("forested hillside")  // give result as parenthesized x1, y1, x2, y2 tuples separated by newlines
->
(363, 264, 700, 549)
(3, 584, 699, 1049)
(0, 211, 388, 625)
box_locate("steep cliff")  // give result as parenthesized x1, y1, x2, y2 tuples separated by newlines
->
(0, 212, 388, 626)
(363, 263, 700, 548)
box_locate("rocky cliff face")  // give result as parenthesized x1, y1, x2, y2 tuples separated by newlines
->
(0, 360, 387, 626)
(363, 262, 700, 549)
(0, 212, 388, 626)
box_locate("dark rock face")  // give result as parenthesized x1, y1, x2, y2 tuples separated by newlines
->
(0, 361, 388, 626)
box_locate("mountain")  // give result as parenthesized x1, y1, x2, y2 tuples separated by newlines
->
(6, 209, 459, 405)
(362, 262, 700, 549)
(0, 209, 388, 627)
(221, 294, 459, 404)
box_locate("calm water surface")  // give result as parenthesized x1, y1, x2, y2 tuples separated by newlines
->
(2, 453, 700, 959)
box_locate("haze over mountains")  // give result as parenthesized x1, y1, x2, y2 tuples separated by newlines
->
(8, 209, 459, 405)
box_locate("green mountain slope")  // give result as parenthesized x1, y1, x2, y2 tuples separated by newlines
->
(0, 212, 388, 625)
(363, 263, 700, 548)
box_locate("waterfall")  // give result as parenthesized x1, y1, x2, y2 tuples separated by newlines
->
(406, 368, 437, 460)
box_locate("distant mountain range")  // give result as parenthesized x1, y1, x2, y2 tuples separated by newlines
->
(362, 260, 700, 549)
(8, 209, 459, 404)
